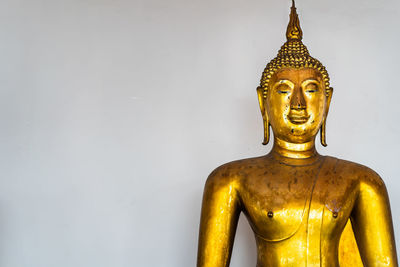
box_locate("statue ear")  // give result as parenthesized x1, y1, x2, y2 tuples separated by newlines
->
(320, 87, 333, 147)
(257, 86, 270, 145)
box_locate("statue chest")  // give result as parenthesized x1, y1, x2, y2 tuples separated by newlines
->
(239, 161, 358, 242)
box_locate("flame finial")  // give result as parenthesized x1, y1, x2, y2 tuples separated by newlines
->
(286, 0, 303, 40)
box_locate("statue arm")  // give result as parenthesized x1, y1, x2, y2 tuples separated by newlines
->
(351, 170, 398, 267)
(197, 166, 241, 267)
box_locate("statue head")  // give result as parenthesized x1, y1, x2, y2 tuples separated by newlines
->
(257, 0, 333, 146)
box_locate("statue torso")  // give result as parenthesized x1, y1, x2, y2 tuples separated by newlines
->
(227, 154, 361, 266)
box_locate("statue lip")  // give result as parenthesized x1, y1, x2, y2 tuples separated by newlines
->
(288, 113, 310, 124)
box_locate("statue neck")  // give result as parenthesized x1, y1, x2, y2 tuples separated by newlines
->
(272, 137, 318, 159)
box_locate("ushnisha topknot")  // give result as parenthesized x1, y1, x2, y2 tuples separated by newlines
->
(259, 0, 330, 98)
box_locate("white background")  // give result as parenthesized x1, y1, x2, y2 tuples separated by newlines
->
(0, 0, 399, 266)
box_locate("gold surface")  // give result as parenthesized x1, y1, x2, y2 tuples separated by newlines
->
(197, 1, 398, 266)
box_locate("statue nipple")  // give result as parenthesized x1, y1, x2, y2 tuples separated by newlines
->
(286, 0, 303, 40)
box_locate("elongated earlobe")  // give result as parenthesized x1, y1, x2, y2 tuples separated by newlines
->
(257, 86, 270, 145)
(320, 87, 333, 147)
(320, 118, 327, 147)
(262, 118, 270, 145)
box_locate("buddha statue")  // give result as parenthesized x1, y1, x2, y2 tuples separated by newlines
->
(197, 1, 398, 267)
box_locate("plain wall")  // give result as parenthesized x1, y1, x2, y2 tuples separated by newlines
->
(0, 0, 399, 266)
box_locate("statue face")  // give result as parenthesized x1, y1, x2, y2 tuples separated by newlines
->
(265, 68, 329, 144)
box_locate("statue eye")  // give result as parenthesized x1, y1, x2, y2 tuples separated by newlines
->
(276, 84, 291, 94)
(305, 83, 319, 93)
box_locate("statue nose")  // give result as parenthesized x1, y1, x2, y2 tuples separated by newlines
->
(290, 86, 306, 110)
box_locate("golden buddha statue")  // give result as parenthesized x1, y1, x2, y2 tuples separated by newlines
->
(197, 1, 398, 266)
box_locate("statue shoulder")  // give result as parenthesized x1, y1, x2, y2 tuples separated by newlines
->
(206, 156, 267, 187)
(333, 157, 386, 190)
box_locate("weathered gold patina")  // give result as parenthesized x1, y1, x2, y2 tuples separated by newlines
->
(197, 1, 398, 266)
